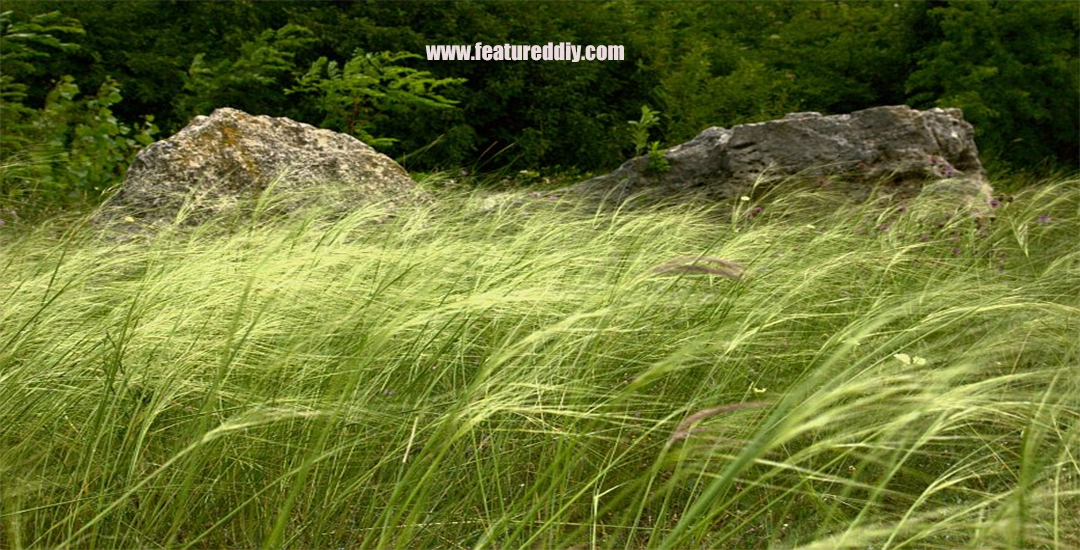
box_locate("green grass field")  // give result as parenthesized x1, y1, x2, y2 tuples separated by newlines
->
(1, 176, 1077, 549)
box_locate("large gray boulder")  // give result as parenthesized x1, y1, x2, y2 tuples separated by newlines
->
(577, 105, 993, 207)
(113, 107, 427, 222)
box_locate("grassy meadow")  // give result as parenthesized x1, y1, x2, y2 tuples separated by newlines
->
(1, 175, 1077, 549)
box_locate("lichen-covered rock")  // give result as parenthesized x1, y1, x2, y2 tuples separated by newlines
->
(577, 105, 993, 208)
(113, 107, 427, 222)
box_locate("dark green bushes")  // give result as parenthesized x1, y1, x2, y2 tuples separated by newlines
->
(1, 1, 1076, 213)
(0, 11, 156, 209)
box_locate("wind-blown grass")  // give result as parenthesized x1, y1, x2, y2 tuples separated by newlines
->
(1, 176, 1077, 549)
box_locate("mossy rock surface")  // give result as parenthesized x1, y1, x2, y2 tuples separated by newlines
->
(113, 107, 429, 223)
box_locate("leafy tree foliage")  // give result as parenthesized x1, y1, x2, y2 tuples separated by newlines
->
(1, 0, 1076, 213)
(906, 1, 1079, 166)
(178, 24, 318, 121)
(32, 76, 157, 199)
(0, 10, 83, 149)
(290, 50, 465, 148)
(1, 10, 155, 207)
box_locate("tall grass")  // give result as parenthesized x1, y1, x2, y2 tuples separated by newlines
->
(1, 176, 1077, 549)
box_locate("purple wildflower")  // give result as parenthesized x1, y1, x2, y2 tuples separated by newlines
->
(1037, 214, 1052, 225)
(989, 199, 1001, 209)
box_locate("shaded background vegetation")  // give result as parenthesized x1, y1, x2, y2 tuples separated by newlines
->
(1, 0, 1077, 210)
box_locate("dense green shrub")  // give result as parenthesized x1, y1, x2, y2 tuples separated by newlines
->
(177, 24, 318, 122)
(0, 9, 83, 150)
(1, 10, 156, 209)
(289, 49, 466, 149)
(1, 0, 1076, 204)
(906, 1, 1079, 167)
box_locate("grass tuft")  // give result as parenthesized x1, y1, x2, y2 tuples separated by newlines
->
(1, 175, 1077, 549)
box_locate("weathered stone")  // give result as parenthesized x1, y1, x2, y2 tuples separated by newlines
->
(113, 107, 427, 222)
(577, 105, 993, 208)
